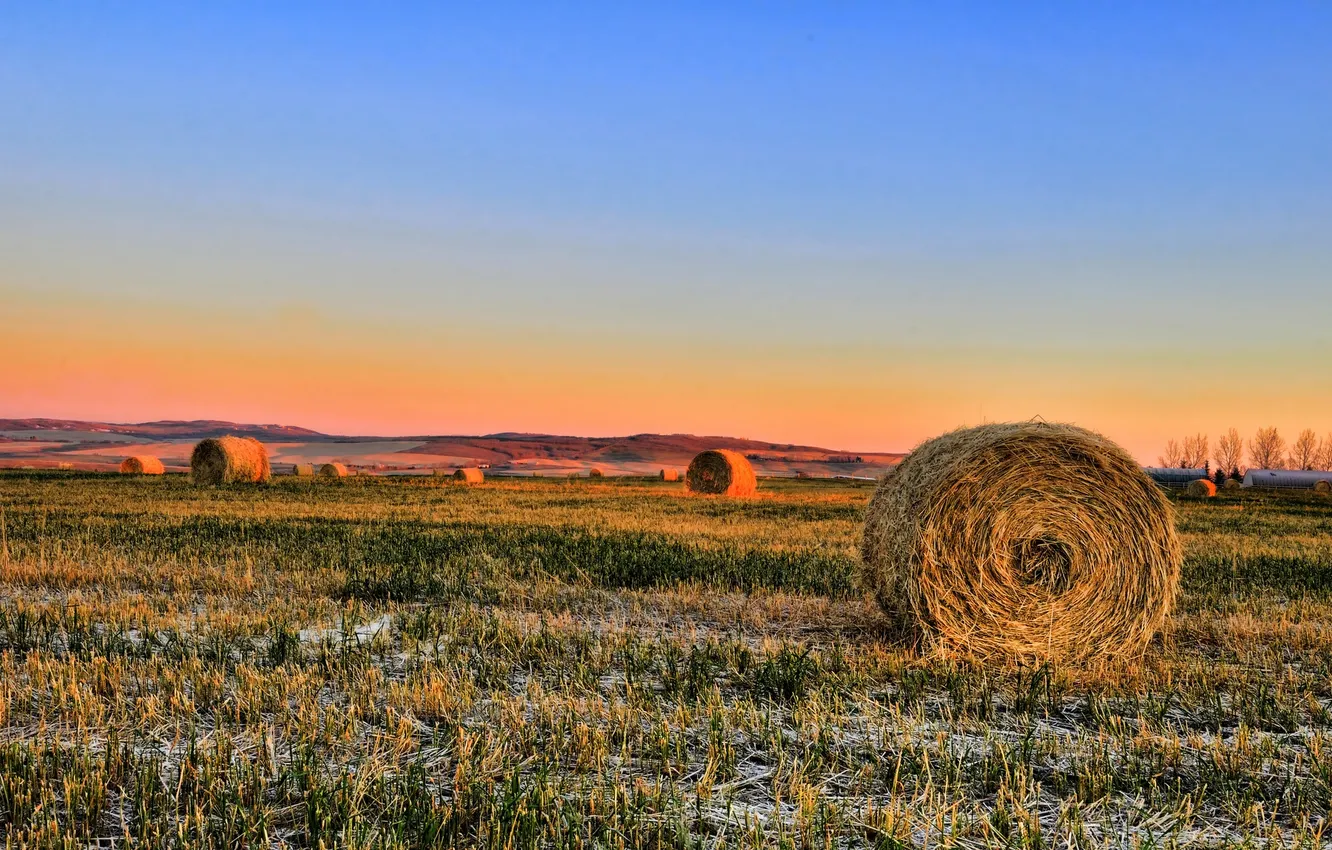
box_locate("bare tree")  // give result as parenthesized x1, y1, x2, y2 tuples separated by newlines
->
(1158, 439, 1184, 468)
(1182, 433, 1209, 468)
(1249, 427, 1286, 470)
(1317, 433, 1332, 472)
(1215, 428, 1244, 476)
(1289, 428, 1319, 470)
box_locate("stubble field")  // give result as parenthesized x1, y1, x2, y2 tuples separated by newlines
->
(0, 471, 1330, 848)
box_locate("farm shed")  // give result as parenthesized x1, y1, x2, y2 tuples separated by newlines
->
(1143, 467, 1209, 489)
(1242, 469, 1332, 490)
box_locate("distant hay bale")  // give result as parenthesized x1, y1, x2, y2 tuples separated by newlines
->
(119, 456, 165, 475)
(861, 422, 1181, 663)
(432, 468, 448, 477)
(190, 436, 271, 485)
(1223, 478, 1242, 491)
(453, 467, 484, 484)
(660, 468, 679, 482)
(686, 449, 757, 496)
(319, 462, 348, 479)
(1315, 480, 1332, 496)
(1186, 478, 1217, 498)
(588, 468, 604, 478)
(292, 463, 315, 477)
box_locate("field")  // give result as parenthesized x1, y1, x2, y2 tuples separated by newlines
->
(1, 472, 1331, 848)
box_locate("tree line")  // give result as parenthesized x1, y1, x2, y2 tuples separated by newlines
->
(1158, 428, 1332, 477)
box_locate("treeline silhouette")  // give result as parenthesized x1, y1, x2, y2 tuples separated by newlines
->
(1159, 428, 1332, 480)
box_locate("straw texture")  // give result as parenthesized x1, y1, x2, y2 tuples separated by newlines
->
(190, 437, 272, 485)
(319, 462, 348, 478)
(686, 449, 757, 496)
(660, 468, 680, 482)
(453, 468, 484, 484)
(292, 463, 315, 477)
(119, 456, 165, 475)
(861, 422, 1180, 662)
(1187, 479, 1217, 498)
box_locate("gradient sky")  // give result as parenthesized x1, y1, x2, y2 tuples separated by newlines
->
(3, 3, 1330, 459)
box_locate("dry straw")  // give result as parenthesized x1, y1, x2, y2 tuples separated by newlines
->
(292, 463, 315, 477)
(190, 436, 272, 485)
(319, 462, 349, 479)
(588, 468, 605, 478)
(1224, 478, 1242, 491)
(861, 422, 1181, 663)
(453, 467, 484, 484)
(119, 456, 165, 475)
(1315, 480, 1332, 496)
(686, 449, 757, 496)
(660, 468, 680, 482)
(1187, 478, 1217, 498)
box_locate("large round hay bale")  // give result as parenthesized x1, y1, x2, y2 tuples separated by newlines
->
(660, 468, 679, 482)
(1186, 478, 1217, 498)
(861, 422, 1181, 663)
(588, 467, 604, 478)
(1223, 478, 1242, 491)
(319, 462, 348, 479)
(190, 436, 271, 485)
(119, 456, 165, 475)
(1315, 480, 1332, 496)
(292, 463, 315, 477)
(686, 449, 757, 496)
(453, 467, 484, 484)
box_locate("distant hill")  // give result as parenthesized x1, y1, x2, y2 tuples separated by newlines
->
(407, 432, 900, 469)
(0, 418, 902, 478)
(0, 418, 326, 440)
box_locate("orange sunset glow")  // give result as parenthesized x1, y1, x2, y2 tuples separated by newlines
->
(5, 289, 1329, 462)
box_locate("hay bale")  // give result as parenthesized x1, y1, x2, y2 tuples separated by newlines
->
(686, 449, 757, 496)
(660, 468, 679, 482)
(292, 463, 315, 477)
(119, 456, 165, 475)
(1186, 478, 1217, 498)
(319, 462, 348, 479)
(453, 467, 484, 484)
(861, 422, 1181, 663)
(1223, 478, 1242, 491)
(1315, 480, 1332, 496)
(588, 468, 604, 478)
(190, 436, 271, 485)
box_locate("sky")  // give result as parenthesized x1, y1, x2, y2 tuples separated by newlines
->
(2, 3, 1330, 460)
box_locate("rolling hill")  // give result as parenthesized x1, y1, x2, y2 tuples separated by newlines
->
(0, 419, 902, 478)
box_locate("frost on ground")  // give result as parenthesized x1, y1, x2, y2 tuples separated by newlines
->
(0, 473, 1329, 848)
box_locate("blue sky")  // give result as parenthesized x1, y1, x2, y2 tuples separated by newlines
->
(2, 3, 1330, 452)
